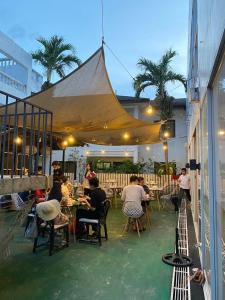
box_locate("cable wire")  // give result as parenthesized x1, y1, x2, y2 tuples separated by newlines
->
(104, 42, 136, 81)
(101, 0, 104, 44)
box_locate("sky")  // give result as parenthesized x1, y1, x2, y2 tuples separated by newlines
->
(0, 0, 189, 99)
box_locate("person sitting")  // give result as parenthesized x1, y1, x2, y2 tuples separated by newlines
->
(138, 177, 150, 194)
(121, 175, 147, 231)
(34, 189, 46, 203)
(52, 161, 63, 183)
(76, 177, 106, 237)
(138, 176, 150, 209)
(61, 176, 75, 206)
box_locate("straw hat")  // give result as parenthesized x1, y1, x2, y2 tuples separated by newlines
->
(36, 200, 61, 221)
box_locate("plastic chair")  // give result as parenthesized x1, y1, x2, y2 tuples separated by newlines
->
(78, 200, 110, 246)
(33, 217, 69, 256)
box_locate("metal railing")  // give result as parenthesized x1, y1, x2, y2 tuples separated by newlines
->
(0, 90, 53, 178)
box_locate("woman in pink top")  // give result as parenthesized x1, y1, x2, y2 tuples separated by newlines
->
(84, 162, 96, 181)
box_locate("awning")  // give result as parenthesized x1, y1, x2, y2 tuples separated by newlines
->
(1, 47, 161, 145)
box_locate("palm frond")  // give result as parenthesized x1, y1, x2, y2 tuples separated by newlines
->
(165, 71, 187, 90)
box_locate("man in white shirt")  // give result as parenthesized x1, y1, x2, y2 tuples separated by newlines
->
(178, 168, 191, 202)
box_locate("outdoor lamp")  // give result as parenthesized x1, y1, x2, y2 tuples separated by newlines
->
(86, 151, 90, 155)
(124, 151, 129, 156)
(101, 150, 106, 154)
(163, 144, 168, 150)
(146, 146, 150, 151)
(15, 136, 22, 145)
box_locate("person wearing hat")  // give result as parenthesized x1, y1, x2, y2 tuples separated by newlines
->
(36, 200, 68, 225)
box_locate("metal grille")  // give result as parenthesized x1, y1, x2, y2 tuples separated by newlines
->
(170, 200, 191, 300)
(0, 90, 53, 177)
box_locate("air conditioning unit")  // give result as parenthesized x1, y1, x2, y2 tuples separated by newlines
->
(190, 87, 200, 102)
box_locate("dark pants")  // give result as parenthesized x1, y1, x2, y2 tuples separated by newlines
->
(76, 209, 99, 236)
(180, 188, 191, 202)
(171, 196, 180, 212)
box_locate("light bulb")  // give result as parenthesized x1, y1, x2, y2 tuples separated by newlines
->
(146, 105, 153, 115)
(123, 132, 130, 140)
(62, 140, 68, 148)
(68, 135, 75, 144)
(15, 136, 22, 145)
(163, 131, 170, 138)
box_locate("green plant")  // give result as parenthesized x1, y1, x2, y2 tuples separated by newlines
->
(155, 162, 176, 176)
(32, 35, 81, 90)
(134, 49, 186, 120)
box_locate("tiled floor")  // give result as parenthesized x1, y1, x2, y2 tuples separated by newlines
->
(0, 204, 176, 300)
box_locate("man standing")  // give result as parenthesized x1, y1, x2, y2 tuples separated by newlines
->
(178, 168, 191, 202)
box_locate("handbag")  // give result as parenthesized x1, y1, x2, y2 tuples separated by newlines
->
(24, 214, 38, 239)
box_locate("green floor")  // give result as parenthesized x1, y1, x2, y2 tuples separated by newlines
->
(0, 205, 176, 300)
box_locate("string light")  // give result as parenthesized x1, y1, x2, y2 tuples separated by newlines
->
(218, 130, 225, 136)
(62, 140, 68, 148)
(68, 135, 75, 144)
(146, 105, 153, 115)
(123, 132, 130, 140)
(15, 136, 22, 145)
(163, 131, 170, 138)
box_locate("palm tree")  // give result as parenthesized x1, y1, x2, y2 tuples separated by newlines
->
(32, 35, 81, 89)
(133, 49, 186, 120)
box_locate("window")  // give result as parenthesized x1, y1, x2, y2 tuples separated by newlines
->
(212, 53, 225, 299)
(161, 120, 176, 138)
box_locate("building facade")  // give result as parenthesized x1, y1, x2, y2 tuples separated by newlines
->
(51, 96, 187, 177)
(187, 0, 225, 299)
(0, 30, 42, 99)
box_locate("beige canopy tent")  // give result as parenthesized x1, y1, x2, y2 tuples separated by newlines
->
(1, 47, 161, 145)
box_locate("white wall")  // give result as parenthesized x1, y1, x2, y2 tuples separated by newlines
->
(0, 30, 42, 98)
(138, 107, 187, 170)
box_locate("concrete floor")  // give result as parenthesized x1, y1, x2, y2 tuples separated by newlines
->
(0, 204, 176, 300)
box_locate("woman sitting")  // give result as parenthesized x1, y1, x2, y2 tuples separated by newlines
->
(121, 175, 147, 231)
(61, 176, 75, 206)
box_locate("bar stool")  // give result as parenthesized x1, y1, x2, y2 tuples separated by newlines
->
(123, 217, 142, 237)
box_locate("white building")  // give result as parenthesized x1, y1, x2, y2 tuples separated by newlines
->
(188, 0, 225, 299)
(51, 96, 187, 176)
(0, 30, 42, 99)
